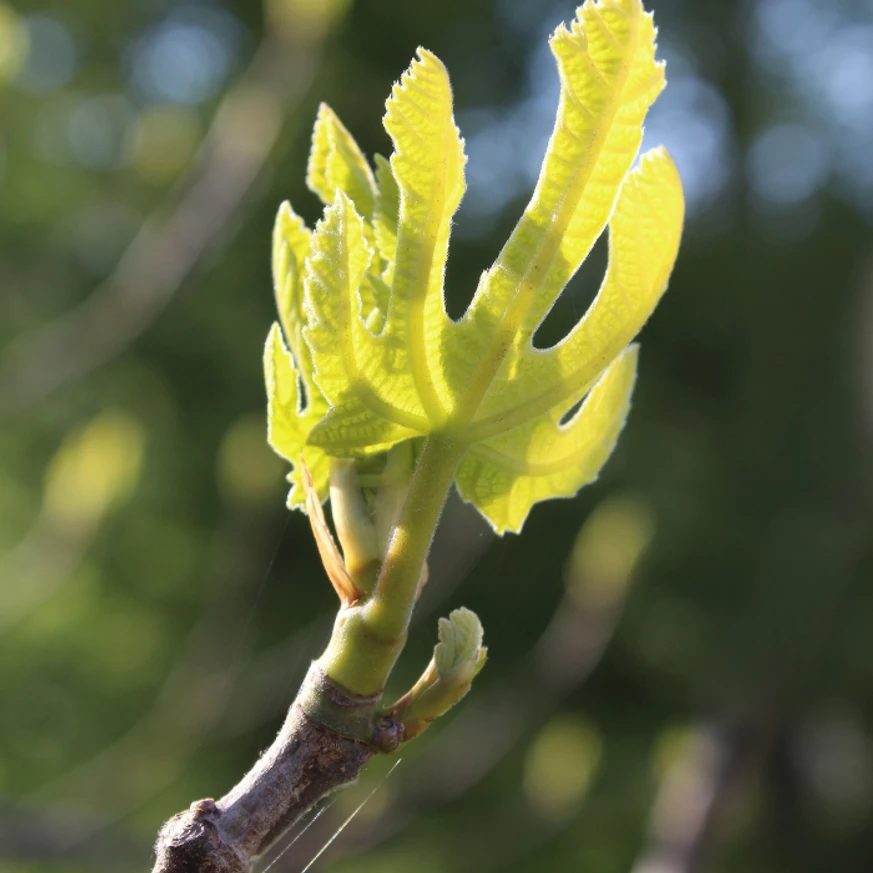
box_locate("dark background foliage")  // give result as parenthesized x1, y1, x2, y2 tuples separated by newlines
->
(1, 0, 872, 871)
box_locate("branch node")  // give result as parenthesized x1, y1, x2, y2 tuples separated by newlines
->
(297, 662, 382, 742)
(371, 716, 404, 753)
(153, 799, 244, 873)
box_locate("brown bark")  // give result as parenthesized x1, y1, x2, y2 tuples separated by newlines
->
(151, 666, 401, 873)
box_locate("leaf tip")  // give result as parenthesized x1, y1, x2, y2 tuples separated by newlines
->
(623, 340, 641, 367)
(414, 45, 443, 70)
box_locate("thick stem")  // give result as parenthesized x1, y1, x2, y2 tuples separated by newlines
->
(369, 435, 464, 635)
(317, 434, 464, 695)
(152, 436, 462, 870)
(151, 665, 399, 873)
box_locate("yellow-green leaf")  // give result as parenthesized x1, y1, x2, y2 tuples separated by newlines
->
(373, 153, 400, 281)
(266, 1, 684, 536)
(469, 147, 684, 442)
(272, 201, 314, 387)
(307, 49, 469, 453)
(380, 47, 467, 422)
(391, 606, 487, 741)
(304, 192, 426, 454)
(359, 271, 391, 335)
(306, 103, 377, 220)
(450, 0, 665, 425)
(455, 346, 638, 533)
(264, 322, 330, 507)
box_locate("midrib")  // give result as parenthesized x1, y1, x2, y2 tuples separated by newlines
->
(453, 24, 639, 436)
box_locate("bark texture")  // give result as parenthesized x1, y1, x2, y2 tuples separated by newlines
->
(151, 665, 400, 873)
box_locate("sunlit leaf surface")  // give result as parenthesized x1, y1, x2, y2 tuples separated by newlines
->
(266, 0, 684, 531)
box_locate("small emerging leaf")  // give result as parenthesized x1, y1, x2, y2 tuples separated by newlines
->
(434, 606, 486, 677)
(391, 607, 487, 741)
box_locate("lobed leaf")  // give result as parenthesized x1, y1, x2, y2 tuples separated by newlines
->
(373, 153, 400, 281)
(449, 0, 665, 425)
(307, 49, 468, 451)
(455, 346, 638, 533)
(468, 147, 684, 442)
(267, 0, 684, 535)
(306, 103, 377, 220)
(272, 201, 314, 389)
(304, 192, 425, 453)
(380, 47, 466, 422)
(264, 323, 330, 507)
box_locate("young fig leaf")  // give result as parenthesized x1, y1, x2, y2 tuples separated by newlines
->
(390, 607, 487, 741)
(307, 102, 377, 220)
(265, 0, 684, 534)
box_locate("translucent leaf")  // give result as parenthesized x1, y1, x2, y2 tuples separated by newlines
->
(359, 271, 391, 334)
(304, 192, 427, 454)
(267, 2, 684, 536)
(469, 147, 683, 440)
(306, 103, 377, 220)
(272, 201, 314, 391)
(380, 47, 467, 422)
(373, 153, 400, 281)
(264, 322, 330, 507)
(449, 0, 665, 423)
(269, 203, 332, 506)
(304, 191, 375, 403)
(307, 49, 468, 452)
(307, 394, 423, 455)
(455, 346, 638, 534)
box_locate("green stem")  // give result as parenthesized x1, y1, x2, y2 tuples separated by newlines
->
(316, 434, 464, 701)
(368, 434, 463, 634)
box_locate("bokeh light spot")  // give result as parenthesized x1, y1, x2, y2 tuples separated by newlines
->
(217, 414, 284, 507)
(43, 411, 145, 533)
(128, 103, 201, 183)
(14, 14, 75, 94)
(67, 93, 134, 170)
(127, 8, 239, 105)
(0, 3, 29, 84)
(524, 714, 603, 821)
(747, 122, 830, 205)
(566, 494, 655, 609)
(641, 72, 735, 217)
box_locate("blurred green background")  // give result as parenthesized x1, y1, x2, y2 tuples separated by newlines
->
(2, 0, 873, 871)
